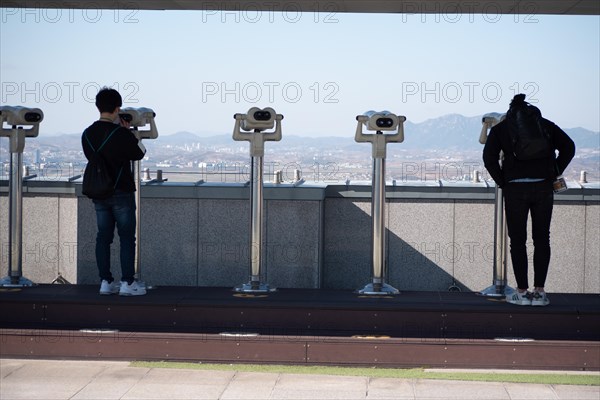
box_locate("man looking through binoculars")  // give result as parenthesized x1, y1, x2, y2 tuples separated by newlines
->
(81, 88, 147, 296)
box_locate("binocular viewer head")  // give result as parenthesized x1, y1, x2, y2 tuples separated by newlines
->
(479, 112, 506, 144)
(481, 112, 506, 125)
(252, 109, 273, 122)
(355, 110, 406, 153)
(120, 107, 156, 127)
(235, 107, 283, 132)
(0, 106, 44, 138)
(358, 111, 403, 132)
(232, 107, 283, 155)
(119, 107, 158, 139)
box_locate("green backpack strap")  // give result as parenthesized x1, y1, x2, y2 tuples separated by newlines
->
(84, 126, 124, 189)
(84, 126, 120, 152)
(98, 127, 120, 152)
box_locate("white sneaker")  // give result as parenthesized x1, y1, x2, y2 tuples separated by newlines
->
(119, 280, 147, 296)
(506, 291, 532, 305)
(99, 280, 120, 295)
(532, 291, 550, 306)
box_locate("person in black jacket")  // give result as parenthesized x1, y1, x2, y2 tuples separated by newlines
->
(483, 94, 575, 306)
(82, 88, 147, 296)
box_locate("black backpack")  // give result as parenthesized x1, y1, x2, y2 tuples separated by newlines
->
(82, 127, 123, 200)
(506, 101, 553, 161)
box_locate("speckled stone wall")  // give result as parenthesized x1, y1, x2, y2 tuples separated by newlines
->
(1, 183, 598, 293)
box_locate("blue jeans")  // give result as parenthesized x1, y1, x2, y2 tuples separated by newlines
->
(93, 191, 136, 284)
(503, 180, 554, 290)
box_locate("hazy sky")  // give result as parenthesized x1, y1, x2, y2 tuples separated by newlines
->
(1, 8, 599, 137)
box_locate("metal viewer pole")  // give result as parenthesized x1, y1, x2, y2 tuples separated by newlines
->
(0, 106, 43, 287)
(3, 148, 32, 286)
(355, 112, 405, 295)
(479, 180, 514, 297)
(478, 113, 515, 298)
(232, 108, 283, 293)
(120, 107, 159, 288)
(371, 157, 386, 291)
(250, 155, 264, 285)
(134, 153, 142, 279)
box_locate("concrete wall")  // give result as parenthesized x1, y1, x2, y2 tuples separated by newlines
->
(1, 181, 599, 293)
(322, 196, 599, 293)
(0, 185, 78, 284)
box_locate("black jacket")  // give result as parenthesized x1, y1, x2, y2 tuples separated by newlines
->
(82, 121, 145, 193)
(482, 118, 575, 187)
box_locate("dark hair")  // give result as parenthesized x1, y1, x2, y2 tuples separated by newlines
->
(95, 87, 122, 113)
(509, 93, 527, 109)
(507, 93, 542, 119)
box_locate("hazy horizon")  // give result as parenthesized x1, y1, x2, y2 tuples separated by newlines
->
(31, 112, 600, 138)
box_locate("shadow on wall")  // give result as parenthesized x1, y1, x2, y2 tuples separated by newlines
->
(323, 198, 479, 292)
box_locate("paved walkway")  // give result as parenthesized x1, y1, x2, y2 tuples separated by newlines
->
(1, 359, 599, 400)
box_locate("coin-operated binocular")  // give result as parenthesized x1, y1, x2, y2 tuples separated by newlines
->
(479, 112, 505, 144)
(356, 111, 405, 159)
(120, 107, 158, 139)
(1, 106, 43, 152)
(119, 107, 159, 287)
(239, 107, 278, 131)
(233, 107, 283, 293)
(360, 110, 402, 132)
(477, 112, 514, 299)
(355, 111, 406, 295)
(1, 106, 43, 129)
(0, 106, 44, 287)
(233, 107, 283, 157)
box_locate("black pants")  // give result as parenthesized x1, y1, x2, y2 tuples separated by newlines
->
(503, 181, 554, 290)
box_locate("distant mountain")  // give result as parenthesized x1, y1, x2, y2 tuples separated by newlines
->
(563, 127, 600, 149)
(402, 114, 484, 150)
(152, 131, 202, 145)
(147, 114, 598, 151)
(144, 131, 365, 151)
(29, 114, 599, 151)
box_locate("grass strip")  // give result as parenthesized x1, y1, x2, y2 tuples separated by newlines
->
(131, 361, 600, 386)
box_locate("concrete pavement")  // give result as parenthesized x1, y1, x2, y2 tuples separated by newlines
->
(1, 359, 599, 400)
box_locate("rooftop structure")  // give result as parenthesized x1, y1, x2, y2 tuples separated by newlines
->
(5, 1, 600, 15)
